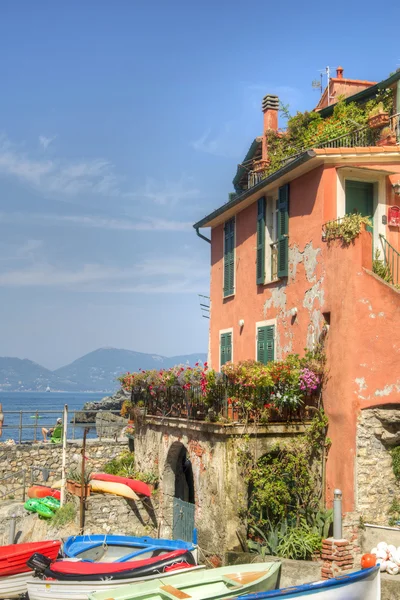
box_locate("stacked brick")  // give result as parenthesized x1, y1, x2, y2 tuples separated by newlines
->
(321, 538, 354, 579)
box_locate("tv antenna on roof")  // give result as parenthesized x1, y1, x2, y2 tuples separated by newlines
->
(312, 66, 335, 105)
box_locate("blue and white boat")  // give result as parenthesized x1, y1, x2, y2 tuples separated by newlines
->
(233, 566, 380, 600)
(63, 534, 197, 563)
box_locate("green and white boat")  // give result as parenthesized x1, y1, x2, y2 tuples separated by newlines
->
(88, 562, 281, 600)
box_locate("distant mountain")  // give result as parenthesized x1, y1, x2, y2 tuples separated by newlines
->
(0, 357, 79, 393)
(0, 348, 207, 392)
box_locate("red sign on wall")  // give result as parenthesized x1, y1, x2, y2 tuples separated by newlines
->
(388, 206, 400, 227)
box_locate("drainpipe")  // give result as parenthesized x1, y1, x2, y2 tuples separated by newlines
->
(195, 227, 211, 244)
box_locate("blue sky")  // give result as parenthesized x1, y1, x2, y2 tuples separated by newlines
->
(0, 0, 398, 369)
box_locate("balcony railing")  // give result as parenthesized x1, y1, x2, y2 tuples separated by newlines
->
(315, 125, 380, 149)
(246, 119, 400, 191)
(379, 234, 400, 288)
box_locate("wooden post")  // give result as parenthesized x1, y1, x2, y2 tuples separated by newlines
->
(79, 427, 89, 533)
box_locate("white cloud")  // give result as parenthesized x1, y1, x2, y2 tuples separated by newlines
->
(0, 211, 192, 232)
(39, 135, 56, 150)
(133, 175, 200, 206)
(0, 256, 209, 294)
(191, 123, 240, 158)
(0, 239, 43, 262)
(0, 134, 122, 197)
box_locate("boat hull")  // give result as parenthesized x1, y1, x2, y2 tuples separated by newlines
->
(0, 539, 61, 576)
(91, 474, 152, 497)
(63, 534, 197, 563)
(231, 565, 380, 600)
(27, 565, 205, 600)
(90, 479, 139, 500)
(88, 561, 281, 600)
(28, 485, 61, 499)
(0, 571, 35, 599)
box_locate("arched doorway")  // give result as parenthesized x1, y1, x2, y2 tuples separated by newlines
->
(162, 441, 195, 540)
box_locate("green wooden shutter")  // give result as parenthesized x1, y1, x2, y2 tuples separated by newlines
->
(256, 197, 266, 284)
(224, 218, 235, 296)
(220, 332, 232, 367)
(257, 325, 275, 364)
(277, 184, 289, 278)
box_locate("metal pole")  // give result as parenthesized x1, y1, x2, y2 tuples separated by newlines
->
(34, 410, 38, 443)
(79, 427, 89, 534)
(60, 404, 68, 507)
(18, 411, 23, 445)
(9, 514, 16, 544)
(22, 469, 26, 502)
(333, 489, 343, 539)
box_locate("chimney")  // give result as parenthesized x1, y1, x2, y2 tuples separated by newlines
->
(262, 94, 279, 132)
(261, 94, 279, 163)
(336, 66, 344, 79)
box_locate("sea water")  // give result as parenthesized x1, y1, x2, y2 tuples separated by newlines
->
(0, 391, 108, 442)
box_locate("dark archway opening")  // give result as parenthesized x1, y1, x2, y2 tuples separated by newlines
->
(175, 445, 195, 504)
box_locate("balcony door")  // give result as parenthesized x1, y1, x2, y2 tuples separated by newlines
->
(345, 180, 374, 233)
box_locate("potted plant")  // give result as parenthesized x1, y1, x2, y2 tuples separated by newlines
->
(377, 126, 397, 146)
(66, 468, 91, 497)
(124, 424, 135, 438)
(367, 103, 390, 129)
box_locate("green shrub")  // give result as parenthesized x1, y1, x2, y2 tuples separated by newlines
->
(103, 451, 158, 486)
(50, 503, 76, 527)
(392, 447, 400, 480)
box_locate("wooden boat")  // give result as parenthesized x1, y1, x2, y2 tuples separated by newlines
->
(91, 473, 152, 497)
(88, 562, 281, 600)
(90, 479, 139, 500)
(0, 540, 61, 576)
(27, 548, 195, 581)
(63, 534, 197, 563)
(223, 565, 380, 600)
(27, 564, 204, 600)
(0, 571, 35, 599)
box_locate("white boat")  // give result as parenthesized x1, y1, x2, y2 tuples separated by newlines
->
(228, 565, 380, 600)
(26, 565, 205, 600)
(0, 571, 34, 599)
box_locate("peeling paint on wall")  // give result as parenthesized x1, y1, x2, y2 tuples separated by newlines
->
(355, 378, 367, 392)
(306, 308, 323, 349)
(374, 381, 400, 397)
(289, 242, 320, 283)
(263, 285, 287, 316)
(303, 279, 325, 311)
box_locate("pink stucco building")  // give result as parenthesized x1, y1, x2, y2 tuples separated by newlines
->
(194, 67, 400, 514)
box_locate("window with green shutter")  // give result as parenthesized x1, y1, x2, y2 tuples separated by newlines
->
(256, 197, 266, 284)
(223, 217, 235, 297)
(277, 184, 289, 278)
(220, 332, 232, 367)
(256, 325, 275, 364)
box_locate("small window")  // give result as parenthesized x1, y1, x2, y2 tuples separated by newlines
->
(223, 218, 235, 297)
(220, 332, 232, 367)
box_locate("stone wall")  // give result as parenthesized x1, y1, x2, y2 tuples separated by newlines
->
(134, 416, 315, 557)
(0, 439, 129, 499)
(70, 491, 159, 537)
(356, 407, 400, 523)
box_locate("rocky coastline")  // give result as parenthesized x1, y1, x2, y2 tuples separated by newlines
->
(74, 388, 130, 423)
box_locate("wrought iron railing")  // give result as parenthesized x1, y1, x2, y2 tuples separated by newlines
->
(131, 384, 318, 424)
(379, 234, 400, 288)
(315, 125, 379, 149)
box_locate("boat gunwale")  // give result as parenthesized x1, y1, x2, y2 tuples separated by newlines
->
(232, 566, 379, 599)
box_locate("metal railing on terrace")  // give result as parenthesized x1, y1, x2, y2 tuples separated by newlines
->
(0, 408, 123, 444)
(246, 118, 400, 191)
(131, 384, 319, 424)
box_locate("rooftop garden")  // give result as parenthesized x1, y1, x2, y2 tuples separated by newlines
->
(118, 348, 325, 425)
(264, 89, 394, 176)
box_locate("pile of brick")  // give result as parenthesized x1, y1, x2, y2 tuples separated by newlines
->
(321, 538, 354, 579)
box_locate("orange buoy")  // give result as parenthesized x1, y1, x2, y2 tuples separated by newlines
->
(361, 553, 377, 569)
